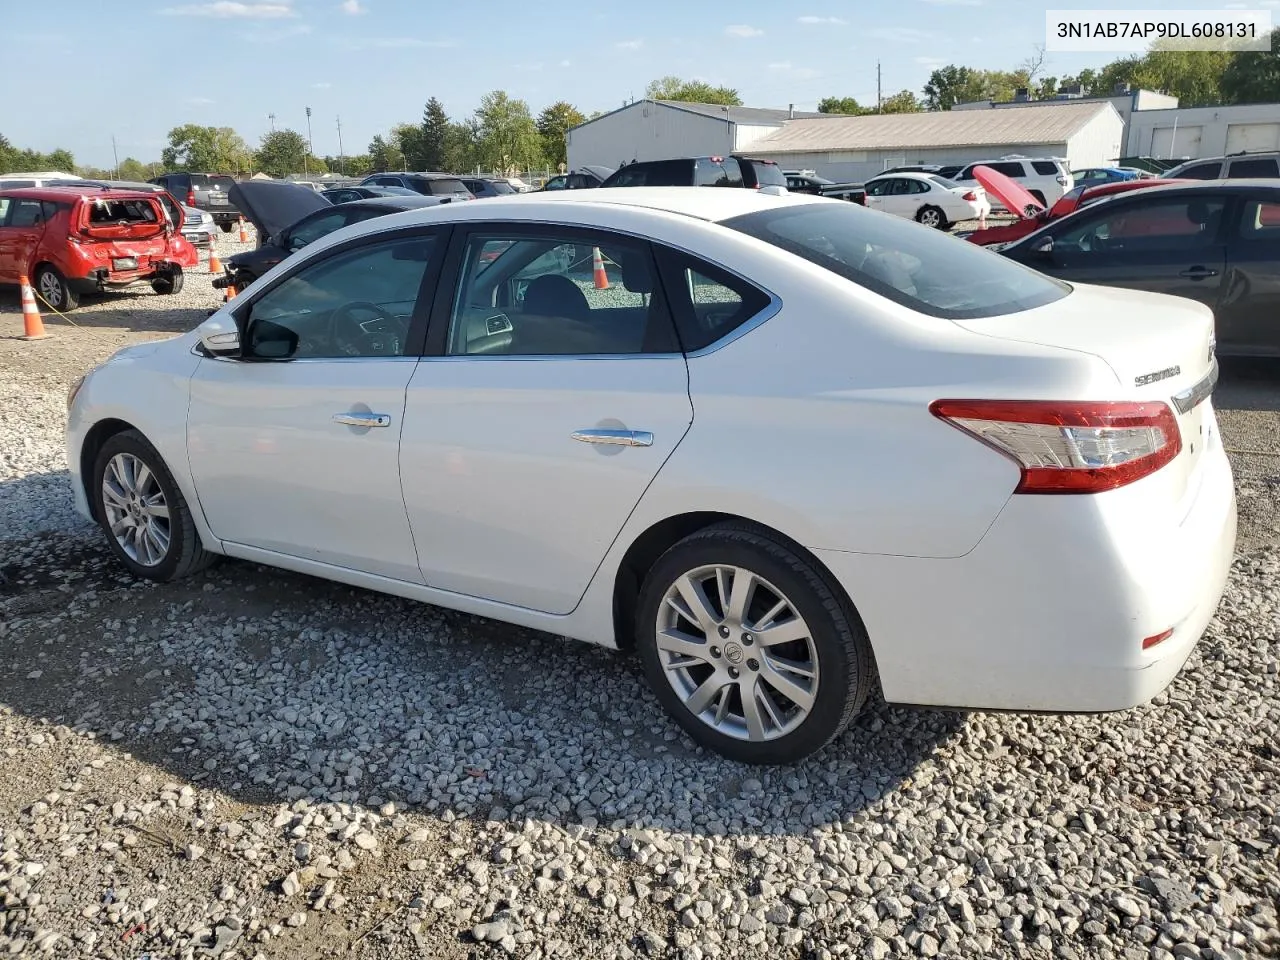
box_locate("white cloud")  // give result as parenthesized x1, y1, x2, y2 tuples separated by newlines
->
(161, 1, 295, 17)
(340, 0, 365, 12)
(615, 38, 643, 49)
(797, 15, 847, 24)
(869, 26, 931, 42)
(914, 55, 946, 66)
(312, 81, 332, 88)
(725, 24, 764, 37)
(187, 96, 215, 104)
(559, 59, 571, 67)
(767, 61, 819, 79)
(919, 0, 982, 5)
(349, 36, 457, 48)
(245, 23, 311, 42)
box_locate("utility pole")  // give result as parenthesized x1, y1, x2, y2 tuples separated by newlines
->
(111, 135, 120, 178)
(268, 112, 276, 132)
(336, 116, 345, 176)
(877, 61, 882, 113)
(304, 106, 313, 177)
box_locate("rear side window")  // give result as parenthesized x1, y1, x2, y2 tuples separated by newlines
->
(723, 202, 1069, 320)
(989, 161, 1026, 178)
(656, 250, 772, 351)
(1177, 162, 1221, 180)
(695, 158, 743, 187)
(426, 179, 468, 196)
(1031, 161, 1060, 176)
(8, 199, 47, 227)
(1227, 158, 1280, 178)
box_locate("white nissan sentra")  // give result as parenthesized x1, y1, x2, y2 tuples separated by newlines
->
(66, 188, 1236, 765)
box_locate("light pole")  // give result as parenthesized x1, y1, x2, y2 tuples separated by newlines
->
(336, 116, 345, 176)
(304, 106, 314, 177)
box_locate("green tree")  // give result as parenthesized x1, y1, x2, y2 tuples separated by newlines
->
(421, 97, 449, 171)
(256, 129, 311, 177)
(368, 135, 397, 172)
(0, 134, 12, 174)
(1131, 47, 1230, 106)
(475, 90, 543, 173)
(880, 89, 923, 113)
(922, 65, 976, 110)
(1222, 29, 1280, 103)
(46, 148, 75, 172)
(817, 96, 867, 115)
(443, 120, 480, 173)
(645, 76, 742, 105)
(536, 101, 586, 167)
(117, 157, 152, 181)
(162, 124, 249, 172)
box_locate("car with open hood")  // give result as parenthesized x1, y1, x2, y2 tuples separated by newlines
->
(960, 167, 1189, 250)
(0, 184, 196, 310)
(219, 180, 445, 290)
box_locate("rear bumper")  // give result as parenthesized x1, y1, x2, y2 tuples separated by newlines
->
(207, 209, 239, 225)
(815, 420, 1237, 713)
(69, 264, 178, 292)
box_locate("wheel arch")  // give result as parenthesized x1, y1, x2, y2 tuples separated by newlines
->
(79, 417, 142, 523)
(610, 511, 872, 659)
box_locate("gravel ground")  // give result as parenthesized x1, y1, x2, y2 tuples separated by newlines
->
(1, 231, 1278, 959)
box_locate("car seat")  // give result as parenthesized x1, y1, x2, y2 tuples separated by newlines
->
(523, 273, 590, 321)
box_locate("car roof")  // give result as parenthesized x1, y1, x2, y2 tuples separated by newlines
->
(335, 196, 445, 211)
(0, 185, 161, 201)
(1095, 178, 1280, 196)
(867, 171, 938, 181)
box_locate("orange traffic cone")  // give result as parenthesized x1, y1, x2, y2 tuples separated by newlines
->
(19, 275, 50, 341)
(208, 243, 222, 275)
(238, 216, 249, 243)
(592, 246, 609, 290)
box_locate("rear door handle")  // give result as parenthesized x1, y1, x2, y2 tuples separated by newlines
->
(572, 428, 653, 447)
(1179, 266, 1219, 279)
(333, 412, 391, 428)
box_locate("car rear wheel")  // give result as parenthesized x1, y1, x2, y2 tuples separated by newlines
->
(916, 205, 946, 229)
(33, 264, 79, 311)
(218, 222, 235, 233)
(93, 430, 216, 582)
(636, 523, 873, 764)
(151, 267, 184, 296)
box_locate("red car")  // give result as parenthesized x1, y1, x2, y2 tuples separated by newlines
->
(0, 185, 198, 311)
(959, 172, 1189, 249)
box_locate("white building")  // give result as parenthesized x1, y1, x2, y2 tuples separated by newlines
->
(954, 88, 1178, 135)
(566, 100, 831, 172)
(740, 102, 1124, 182)
(1126, 102, 1280, 161)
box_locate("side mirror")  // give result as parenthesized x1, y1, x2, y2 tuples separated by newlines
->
(196, 312, 241, 358)
(1031, 235, 1054, 257)
(244, 318, 299, 360)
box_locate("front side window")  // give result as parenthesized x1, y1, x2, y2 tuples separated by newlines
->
(447, 233, 674, 356)
(723, 201, 1069, 320)
(244, 235, 436, 359)
(1237, 199, 1280, 239)
(1054, 197, 1226, 253)
(0, 198, 10, 222)
(1176, 162, 1221, 180)
(286, 210, 353, 252)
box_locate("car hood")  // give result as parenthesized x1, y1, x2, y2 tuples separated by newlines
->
(229, 180, 329, 241)
(973, 165, 1045, 219)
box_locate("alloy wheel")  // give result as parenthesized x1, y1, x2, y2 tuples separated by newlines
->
(101, 453, 171, 566)
(655, 564, 820, 742)
(919, 209, 942, 228)
(37, 272, 62, 308)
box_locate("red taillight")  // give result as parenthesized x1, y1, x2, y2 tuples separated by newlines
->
(187, 188, 196, 205)
(929, 399, 1181, 494)
(1142, 628, 1174, 650)
(962, 191, 977, 201)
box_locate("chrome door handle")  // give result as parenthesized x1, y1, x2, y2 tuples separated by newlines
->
(572, 428, 653, 447)
(333, 412, 391, 428)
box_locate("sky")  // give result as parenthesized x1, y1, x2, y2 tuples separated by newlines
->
(6, 0, 1276, 168)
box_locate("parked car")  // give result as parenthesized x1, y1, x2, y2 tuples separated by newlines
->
(147, 172, 242, 232)
(217, 181, 446, 289)
(782, 171, 867, 204)
(949, 157, 1073, 206)
(540, 166, 614, 191)
(321, 185, 419, 204)
(1165, 151, 1280, 181)
(879, 164, 962, 179)
(359, 172, 474, 201)
(460, 177, 519, 199)
(1000, 179, 1280, 357)
(959, 171, 1188, 249)
(600, 155, 787, 190)
(0, 171, 83, 190)
(862, 172, 990, 228)
(70, 178, 216, 248)
(1071, 167, 1144, 186)
(0, 185, 196, 310)
(66, 187, 1233, 764)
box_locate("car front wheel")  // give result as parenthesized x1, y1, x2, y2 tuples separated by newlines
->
(636, 524, 873, 764)
(93, 430, 216, 581)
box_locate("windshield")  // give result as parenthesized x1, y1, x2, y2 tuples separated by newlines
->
(722, 202, 1070, 319)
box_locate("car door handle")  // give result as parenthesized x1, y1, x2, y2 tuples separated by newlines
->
(333, 412, 391, 428)
(571, 428, 653, 447)
(1179, 267, 1219, 279)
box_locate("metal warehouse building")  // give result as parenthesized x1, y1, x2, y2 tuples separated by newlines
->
(566, 100, 832, 172)
(741, 101, 1124, 183)
(1125, 102, 1280, 160)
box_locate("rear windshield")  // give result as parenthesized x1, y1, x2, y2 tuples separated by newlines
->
(426, 178, 470, 196)
(485, 180, 516, 195)
(722, 202, 1070, 319)
(747, 160, 786, 187)
(927, 175, 957, 189)
(86, 198, 161, 225)
(695, 157, 743, 187)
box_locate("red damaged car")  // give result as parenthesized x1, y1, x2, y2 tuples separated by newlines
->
(957, 166, 1189, 250)
(0, 185, 198, 311)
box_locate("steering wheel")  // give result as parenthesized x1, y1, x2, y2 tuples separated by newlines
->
(327, 300, 403, 357)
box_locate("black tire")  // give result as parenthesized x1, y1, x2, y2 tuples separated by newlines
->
(1029, 189, 1047, 205)
(916, 205, 946, 229)
(92, 429, 217, 582)
(218, 221, 235, 233)
(635, 523, 874, 765)
(33, 263, 79, 311)
(151, 267, 184, 296)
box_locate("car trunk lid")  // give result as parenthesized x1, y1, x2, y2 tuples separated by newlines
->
(951, 282, 1218, 501)
(973, 164, 1046, 219)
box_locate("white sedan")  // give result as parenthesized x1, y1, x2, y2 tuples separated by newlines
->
(66, 188, 1235, 765)
(863, 172, 991, 228)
